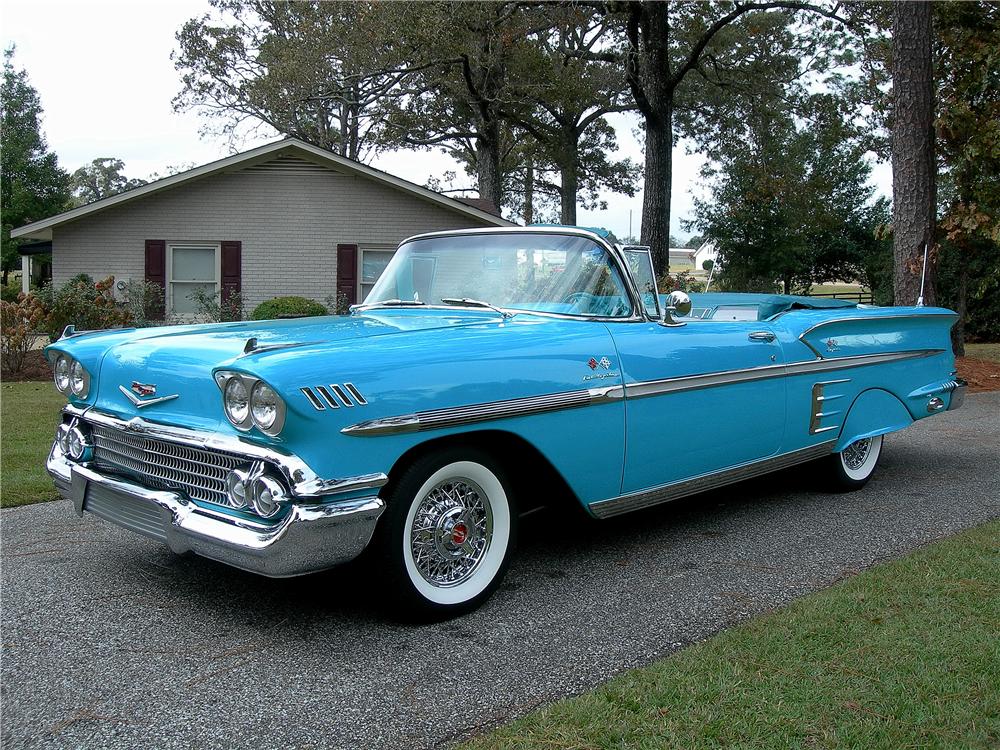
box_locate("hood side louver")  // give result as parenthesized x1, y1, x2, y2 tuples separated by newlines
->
(301, 383, 368, 411)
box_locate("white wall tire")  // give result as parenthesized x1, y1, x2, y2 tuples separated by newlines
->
(374, 448, 516, 620)
(826, 434, 884, 491)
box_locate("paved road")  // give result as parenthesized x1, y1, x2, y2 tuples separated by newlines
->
(2, 393, 998, 750)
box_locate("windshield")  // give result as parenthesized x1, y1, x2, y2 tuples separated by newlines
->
(364, 233, 633, 318)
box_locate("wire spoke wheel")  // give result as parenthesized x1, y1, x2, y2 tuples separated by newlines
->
(409, 478, 493, 588)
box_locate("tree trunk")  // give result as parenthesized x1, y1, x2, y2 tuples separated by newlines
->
(891, 1, 936, 306)
(523, 157, 534, 225)
(641, 105, 672, 276)
(560, 149, 579, 226)
(476, 121, 503, 209)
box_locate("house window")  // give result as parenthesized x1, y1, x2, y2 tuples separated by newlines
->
(359, 247, 395, 301)
(168, 244, 220, 314)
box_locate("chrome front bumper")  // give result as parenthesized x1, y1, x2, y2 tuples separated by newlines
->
(47, 445, 385, 577)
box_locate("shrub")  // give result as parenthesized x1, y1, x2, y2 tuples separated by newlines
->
(0, 294, 46, 375)
(36, 275, 131, 341)
(120, 279, 166, 328)
(324, 290, 352, 315)
(185, 286, 244, 323)
(1, 282, 20, 303)
(251, 296, 328, 320)
(658, 270, 706, 294)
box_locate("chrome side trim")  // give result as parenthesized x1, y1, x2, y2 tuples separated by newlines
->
(341, 350, 941, 437)
(60, 405, 387, 498)
(798, 313, 958, 357)
(623, 350, 942, 401)
(342, 386, 622, 437)
(590, 440, 837, 519)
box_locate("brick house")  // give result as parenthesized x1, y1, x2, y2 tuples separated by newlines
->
(11, 138, 512, 315)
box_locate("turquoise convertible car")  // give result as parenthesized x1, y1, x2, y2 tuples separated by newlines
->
(45, 227, 965, 618)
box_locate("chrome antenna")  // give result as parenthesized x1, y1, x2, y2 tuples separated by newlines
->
(916, 239, 929, 307)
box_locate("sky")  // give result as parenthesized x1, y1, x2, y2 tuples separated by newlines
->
(1, 0, 891, 243)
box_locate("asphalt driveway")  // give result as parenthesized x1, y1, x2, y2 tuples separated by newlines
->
(2, 393, 998, 750)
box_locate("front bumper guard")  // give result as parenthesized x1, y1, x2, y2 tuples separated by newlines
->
(47, 447, 385, 577)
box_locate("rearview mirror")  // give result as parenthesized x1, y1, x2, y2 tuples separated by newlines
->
(661, 290, 692, 326)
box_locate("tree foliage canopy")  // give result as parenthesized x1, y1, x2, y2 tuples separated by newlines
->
(0, 46, 71, 282)
(70, 158, 148, 205)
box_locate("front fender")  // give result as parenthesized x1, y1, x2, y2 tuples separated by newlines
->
(835, 388, 913, 451)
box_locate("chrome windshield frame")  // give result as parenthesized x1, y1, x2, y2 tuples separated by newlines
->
(354, 227, 651, 323)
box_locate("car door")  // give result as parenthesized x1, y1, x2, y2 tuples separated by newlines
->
(608, 320, 786, 495)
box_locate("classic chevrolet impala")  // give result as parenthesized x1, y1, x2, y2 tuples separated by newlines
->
(45, 227, 965, 617)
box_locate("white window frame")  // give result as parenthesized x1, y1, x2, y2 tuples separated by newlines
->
(167, 243, 221, 317)
(357, 245, 397, 302)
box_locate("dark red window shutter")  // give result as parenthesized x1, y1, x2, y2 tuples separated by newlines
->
(144, 240, 166, 317)
(220, 241, 242, 305)
(337, 243, 358, 306)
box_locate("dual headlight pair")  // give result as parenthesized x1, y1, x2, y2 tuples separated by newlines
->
(215, 371, 286, 436)
(52, 354, 91, 398)
(225, 461, 287, 518)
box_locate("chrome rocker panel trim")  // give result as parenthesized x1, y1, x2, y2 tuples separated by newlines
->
(342, 350, 942, 437)
(589, 440, 837, 519)
(46, 445, 385, 577)
(63, 404, 387, 497)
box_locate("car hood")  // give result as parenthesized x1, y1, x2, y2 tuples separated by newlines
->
(79, 311, 506, 429)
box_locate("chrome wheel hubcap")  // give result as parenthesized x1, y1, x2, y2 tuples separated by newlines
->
(409, 479, 492, 588)
(843, 438, 873, 471)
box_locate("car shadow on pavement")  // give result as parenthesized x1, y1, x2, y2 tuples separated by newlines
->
(112, 461, 827, 627)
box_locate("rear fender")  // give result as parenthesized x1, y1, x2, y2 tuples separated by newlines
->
(835, 388, 912, 451)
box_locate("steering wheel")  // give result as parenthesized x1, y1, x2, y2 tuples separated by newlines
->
(562, 292, 593, 307)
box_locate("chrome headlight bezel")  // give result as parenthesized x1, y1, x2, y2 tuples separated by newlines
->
(54, 355, 71, 393)
(250, 381, 284, 435)
(223, 376, 251, 431)
(216, 371, 286, 436)
(69, 359, 91, 398)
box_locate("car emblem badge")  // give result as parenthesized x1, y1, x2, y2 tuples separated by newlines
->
(132, 381, 156, 397)
(588, 356, 613, 370)
(119, 382, 179, 409)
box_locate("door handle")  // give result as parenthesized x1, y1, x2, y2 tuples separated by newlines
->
(748, 331, 776, 343)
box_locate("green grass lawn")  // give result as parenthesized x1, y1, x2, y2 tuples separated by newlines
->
(1, 381, 65, 508)
(966, 343, 1000, 363)
(462, 520, 1000, 750)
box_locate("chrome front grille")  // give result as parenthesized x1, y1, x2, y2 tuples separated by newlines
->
(89, 423, 246, 506)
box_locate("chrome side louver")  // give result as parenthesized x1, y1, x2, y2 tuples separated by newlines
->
(809, 379, 850, 435)
(300, 383, 368, 410)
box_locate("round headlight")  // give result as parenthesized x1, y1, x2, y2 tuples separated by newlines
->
(54, 355, 71, 393)
(250, 382, 280, 431)
(225, 468, 250, 509)
(70, 359, 88, 397)
(250, 475, 287, 518)
(224, 377, 250, 427)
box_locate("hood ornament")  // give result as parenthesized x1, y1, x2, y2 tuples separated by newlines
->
(119, 383, 179, 409)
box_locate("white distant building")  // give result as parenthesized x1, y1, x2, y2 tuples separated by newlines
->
(693, 240, 719, 270)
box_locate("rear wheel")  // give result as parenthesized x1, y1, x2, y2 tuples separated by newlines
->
(824, 434, 884, 491)
(374, 448, 516, 620)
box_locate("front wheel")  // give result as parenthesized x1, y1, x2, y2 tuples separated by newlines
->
(373, 448, 516, 620)
(823, 434, 884, 491)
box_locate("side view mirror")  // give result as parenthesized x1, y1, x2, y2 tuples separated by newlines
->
(661, 290, 692, 325)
